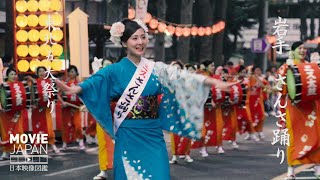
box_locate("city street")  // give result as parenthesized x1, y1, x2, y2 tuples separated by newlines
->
(0, 116, 317, 180)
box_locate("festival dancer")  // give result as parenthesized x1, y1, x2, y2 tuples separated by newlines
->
(169, 61, 194, 163)
(0, 68, 25, 160)
(192, 60, 225, 156)
(59, 65, 85, 150)
(26, 66, 59, 154)
(56, 19, 235, 179)
(247, 66, 269, 140)
(236, 66, 259, 142)
(280, 41, 320, 179)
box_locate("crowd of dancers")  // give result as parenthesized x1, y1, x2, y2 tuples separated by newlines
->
(0, 40, 319, 180)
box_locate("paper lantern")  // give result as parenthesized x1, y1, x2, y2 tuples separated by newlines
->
(175, 27, 183, 37)
(149, 19, 158, 29)
(52, 44, 63, 56)
(198, 27, 205, 36)
(41, 60, 52, 70)
(39, 14, 48, 27)
(16, 30, 28, 42)
(182, 27, 191, 37)
(27, 14, 39, 27)
(128, 8, 135, 20)
(167, 25, 175, 35)
(205, 27, 212, 36)
(39, 0, 50, 12)
(52, 13, 63, 26)
(212, 25, 218, 34)
(157, 22, 167, 33)
(16, 0, 27, 13)
(30, 59, 41, 72)
(17, 45, 29, 57)
(16, 15, 28, 28)
(28, 44, 40, 57)
(220, 21, 226, 29)
(28, 29, 40, 42)
(51, 59, 63, 71)
(27, 0, 39, 12)
(51, 29, 63, 42)
(191, 27, 198, 36)
(144, 13, 152, 24)
(50, 0, 62, 11)
(40, 44, 52, 57)
(39, 29, 50, 42)
(17, 60, 30, 72)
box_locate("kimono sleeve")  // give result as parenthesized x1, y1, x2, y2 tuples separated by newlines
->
(154, 62, 210, 140)
(78, 67, 114, 139)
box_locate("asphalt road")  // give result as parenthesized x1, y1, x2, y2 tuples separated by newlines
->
(0, 116, 317, 180)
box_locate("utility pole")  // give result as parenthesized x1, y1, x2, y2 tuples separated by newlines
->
(257, 0, 268, 72)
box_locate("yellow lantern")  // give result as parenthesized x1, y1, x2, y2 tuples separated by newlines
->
(51, 59, 63, 71)
(17, 60, 30, 72)
(52, 44, 63, 57)
(41, 60, 52, 70)
(30, 59, 41, 72)
(40, 44, 52, 57)
(17, 45, 29, 57)
(28, 29, 40, 42)
(51, 13, 63, 26)
(16, 15, 28, 28)
(28, 44, 40, 57)
(27, 0, 39, 12)
(16, 30, 28, 42)
(16, 0, 27, 13)
(51, 29, 63, 42)
(50, 0, 62, 11)
(39, 29, 50, 42)
(27, 14, 39, 27)
(39, 14, 49, 27)
(39, 0, 50, 12)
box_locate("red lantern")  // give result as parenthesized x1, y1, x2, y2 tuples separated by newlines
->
(128, 8, 135, 20)
(191, 27, 198, 36)
(149, 19, 159, 29)
(175, 27, 183, 37)
(198, 27, 205, 36)
(205, 27, 212, 35)
(144, 13, 152, 24)
(167, 25, 175, 35)
(157, 22, 167, 33)
(182, 27, 191, 37)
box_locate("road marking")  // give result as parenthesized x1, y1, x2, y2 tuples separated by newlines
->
(0, 161, 9, 167)
(271, 164, 315, 180)
(44, 163, 98, 176)
(294, 177, 317, 180)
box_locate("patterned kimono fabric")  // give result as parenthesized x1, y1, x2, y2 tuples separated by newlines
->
(31, 78, 55, 145)
(78, 58, 209, 180)
(284, 61, 320, 166)
(85, 113, 97, 137)
(247, 76, 267, 133)
(0, 108, 24, 153)
(236, 78, 255, 135)
(61, 79, 83, 143)
(192, 74, 223, 149)
(222, 78, 238, 142)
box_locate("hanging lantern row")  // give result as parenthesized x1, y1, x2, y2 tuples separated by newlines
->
(128, 8, 226, 37)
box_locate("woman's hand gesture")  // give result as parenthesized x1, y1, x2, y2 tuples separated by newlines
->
(55, 79, 82, 95)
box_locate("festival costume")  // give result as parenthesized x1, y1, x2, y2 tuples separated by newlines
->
(78, 57, 209, 179)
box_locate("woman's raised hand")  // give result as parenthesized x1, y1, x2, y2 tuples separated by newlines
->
(55, 79, 82, 94)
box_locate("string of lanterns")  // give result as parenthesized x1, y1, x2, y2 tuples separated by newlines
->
(128, 8, 226, 37)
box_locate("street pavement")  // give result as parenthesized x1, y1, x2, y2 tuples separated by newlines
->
(0, 116, 318, 180)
